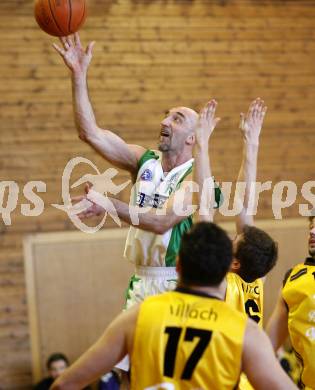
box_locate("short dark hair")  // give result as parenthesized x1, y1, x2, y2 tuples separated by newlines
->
(179, 222, 232, 286)
(46, 353, 69, 370)
(235, 225, 278, 282)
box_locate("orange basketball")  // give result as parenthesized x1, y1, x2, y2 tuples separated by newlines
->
(34, 0, 86, 37)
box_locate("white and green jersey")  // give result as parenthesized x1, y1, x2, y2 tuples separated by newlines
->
(124, 150, 194, 267)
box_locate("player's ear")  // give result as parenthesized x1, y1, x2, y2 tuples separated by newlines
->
(230, 258, 241, 272)
(185, 133, 195, 146)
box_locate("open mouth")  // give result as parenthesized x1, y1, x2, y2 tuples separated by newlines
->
(160, 126, 171, 137)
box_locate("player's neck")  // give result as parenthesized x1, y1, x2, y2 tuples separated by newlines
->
(161, 149, 193, 172)
(178, 279, 227, 300)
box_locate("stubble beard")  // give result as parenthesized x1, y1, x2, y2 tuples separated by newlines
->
(158, 143, 171, 152)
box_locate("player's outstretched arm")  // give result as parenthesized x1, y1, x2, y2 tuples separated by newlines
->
(236, 98, 267, 234)
(50, 305, 139, 390)
(102, 174, 195, 234)
(53, 33, 145, 174)
(73, 176, 194, 229)
(266, 291, 289, 351)
(193, 99, 220, 223)
(242, 319, 297, 390)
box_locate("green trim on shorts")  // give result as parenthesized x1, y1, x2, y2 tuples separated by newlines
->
(124, 274, 141, 309)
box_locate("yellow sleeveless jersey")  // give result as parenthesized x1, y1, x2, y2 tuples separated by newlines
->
(282, 259, 315, 390)
(225, 273, 264, 390)
(131, 287, 247, 390)
(225, 273, 264, 327)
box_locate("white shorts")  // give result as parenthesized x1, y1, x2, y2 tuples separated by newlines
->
(125, 265, 178, 309)
(117, 266, 178, 371)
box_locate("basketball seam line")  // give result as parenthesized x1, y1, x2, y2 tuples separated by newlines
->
(68, 0, 72, 33)
(48, 0, 64, 35)
(77, 1, 86, 30)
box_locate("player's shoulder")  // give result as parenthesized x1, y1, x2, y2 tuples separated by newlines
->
(124, 302, 141, 322)
(227, 272, 262, 286)
(223, 298, 249, 319)
(138, 291, 182, 321)
(282, 259, 311, 287)
(226, 271, 238, 282)
(282, 268, 293, 287)
(141, 291, 172, 306)
(226, 272, 243, 293)
(137, 149, 160, 170)
(220, 302, 249, 339)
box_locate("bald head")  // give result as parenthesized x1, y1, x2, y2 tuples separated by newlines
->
(174, 106, 199, 134)
(159, 106, 198, 154)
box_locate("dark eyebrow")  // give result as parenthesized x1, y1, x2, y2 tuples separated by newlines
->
(175, 111, 186, 119)
(164, 110, 186, 121)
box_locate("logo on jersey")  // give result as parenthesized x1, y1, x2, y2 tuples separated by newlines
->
(140, 169, 153, 181)
(242, 283, 260, 296)
(308, 310, 315, 323)
(305, 327, 315, 341)
(137, 192, 168, 209)
(170, 301, 218, 322)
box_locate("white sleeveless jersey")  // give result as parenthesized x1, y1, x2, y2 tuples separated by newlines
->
(124, 150, 194, 267)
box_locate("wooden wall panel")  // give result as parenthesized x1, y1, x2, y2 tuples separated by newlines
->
(23, 229, 134, 383)
(1, 0, 315, 387)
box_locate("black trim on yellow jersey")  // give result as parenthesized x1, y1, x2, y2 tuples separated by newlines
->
(175, 286, 222, 300)
(283, 268, 293, 287)
(282, 268, 292, 312)
(290, 268, 308, 281)
(283, 257, 315, 287)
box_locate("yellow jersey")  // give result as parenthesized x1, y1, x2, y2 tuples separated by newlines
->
(225, 273, 264, 327)
(225, 273, 264, 390)
(282, 258, 315, 390)
(131, 287, 247, 390)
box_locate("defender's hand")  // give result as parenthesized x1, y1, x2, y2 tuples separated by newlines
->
(195, 99, 221, 145)
(240, 98, 267, 145)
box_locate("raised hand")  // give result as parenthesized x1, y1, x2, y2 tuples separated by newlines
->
(240, 98, 267, 145)
(195, 99, 221, 145)
(52, 33, 95, 75)
(71, 184, 104, 219)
